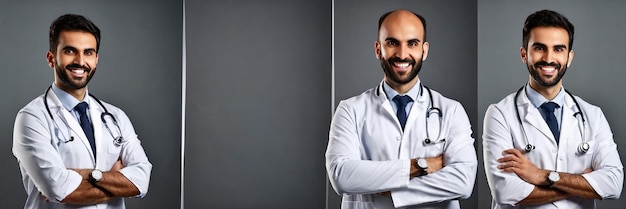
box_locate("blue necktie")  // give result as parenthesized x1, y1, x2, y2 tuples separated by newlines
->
(539, 102, 560, 143)
(75, 102, 96, 156)
(393, 95, 412, 130)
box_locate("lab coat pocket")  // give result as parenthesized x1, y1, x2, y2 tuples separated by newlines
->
(107, 141, 122, 168)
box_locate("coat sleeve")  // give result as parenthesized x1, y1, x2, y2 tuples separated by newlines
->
(581, 108, 623, 199)
(326, 100, 411, 195)
(390, 102, 477, 207)
(482, 104, 535, 206)
(114, 109, 153, 198)
(12, 105, 82, 202)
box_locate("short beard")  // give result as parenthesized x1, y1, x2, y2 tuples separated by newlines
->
(527, 60, 566, 87)
(55, 63, 95, 90)
(380, 55, 422, 85)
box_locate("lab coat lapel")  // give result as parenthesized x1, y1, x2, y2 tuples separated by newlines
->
(519, 92, 556, 143)
(376, 81, 400, 129)
(88, 96, 106, 167)
(560, 95, 579, 146)
(405, 87, 427, 133)
(50, 92, 97, 163)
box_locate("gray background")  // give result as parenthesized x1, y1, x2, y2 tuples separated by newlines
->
(184, 0, 331, 208)
(0, 1, 182, 208)
(331, 0, 477, 208)
(478, 0, 626, 208)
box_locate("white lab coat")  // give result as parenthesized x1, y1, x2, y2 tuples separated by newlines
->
(326, 81, 477, 209)
(12, 89, 152, 209)
(483, 89, 623, 209)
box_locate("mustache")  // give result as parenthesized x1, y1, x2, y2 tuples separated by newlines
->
(388, 57, 416, 65)
(534, 61, 560, 69)
(65, 64, 91, 72)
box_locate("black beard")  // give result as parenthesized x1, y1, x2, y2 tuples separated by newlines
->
(55, 63, 95, 90)
(380, 56, 422, 85)
(528, 61, 566, 87)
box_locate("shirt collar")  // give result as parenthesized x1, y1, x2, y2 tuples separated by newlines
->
(382, 79, 421, 102)
(525, 83, 565, 108)
(51, 83, 90, 112)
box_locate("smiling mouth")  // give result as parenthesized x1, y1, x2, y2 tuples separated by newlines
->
(395, 62, 410, 67)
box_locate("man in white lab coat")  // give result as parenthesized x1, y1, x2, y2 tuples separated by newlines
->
(12, 14, 152, 209)
(326, 9, 477, 209)
(483, 10, 623, 209)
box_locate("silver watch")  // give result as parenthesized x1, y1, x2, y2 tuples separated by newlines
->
(416, 158, 428, 176)
(547, 171, 560, 187)
(89, 169, 103, 183)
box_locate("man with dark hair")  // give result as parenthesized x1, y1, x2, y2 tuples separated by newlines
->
(326, 9, 477, 209)
(12, 14, 152, 209)
(483, 9, 623, 208)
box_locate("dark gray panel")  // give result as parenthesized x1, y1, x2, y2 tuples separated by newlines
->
(332, 0, 477, 208)
(185, 0, 331, 208)
(478, 0, 626, 208)
(0, 1, 182, 208)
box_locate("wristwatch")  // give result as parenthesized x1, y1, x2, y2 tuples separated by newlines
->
(416, 158, 428, 176)
(547, 171, 560, 187)
(89, 169, 103, 184)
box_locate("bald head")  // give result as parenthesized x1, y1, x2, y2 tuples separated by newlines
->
(378, 9, 427, 41)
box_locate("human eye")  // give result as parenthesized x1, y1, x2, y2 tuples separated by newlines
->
(63, 48, 76, 54)
(408, 41, 419, 47)
(387, 40, 399, 46)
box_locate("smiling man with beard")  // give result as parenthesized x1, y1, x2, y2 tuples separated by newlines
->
(326, 9, 477, 209)
(483, 10, 623, 209)
(12, 14, 152, 209)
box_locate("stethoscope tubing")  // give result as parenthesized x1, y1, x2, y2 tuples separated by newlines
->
(44, 86, 124, 146)
(514, 85, 588, 153)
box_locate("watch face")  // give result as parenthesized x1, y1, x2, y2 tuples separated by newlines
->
(549, 172, 560, 182)
(92, 170, 103, 181)
(417, 159, 428, 168)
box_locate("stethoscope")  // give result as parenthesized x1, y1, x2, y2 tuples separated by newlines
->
(377, 83, 445, 145)
(514, 85, 589, 154)
(44, 86, 125, 146)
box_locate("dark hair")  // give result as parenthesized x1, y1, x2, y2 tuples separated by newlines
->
(49, 14, 101, 53)
(378, 10, 427, 41)
(522, 9, 574, 50)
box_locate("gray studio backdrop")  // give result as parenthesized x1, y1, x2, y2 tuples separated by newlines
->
(478, 0, 626, 208)
(184, 0, 331, 208)
(331, 0, 478, 208)
(0, 1, 182, 208)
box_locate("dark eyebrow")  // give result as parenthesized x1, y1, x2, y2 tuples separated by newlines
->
(531, 43, 547, 48)
(385, 37, 399, 43)
(384, 38, 422, 44)
(61, 46, 78, 51)
(553, 44, 568, 50)
(407, 39, 421, 43)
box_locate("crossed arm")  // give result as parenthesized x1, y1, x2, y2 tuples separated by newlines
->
(497, 149, 599, 205)
(61, 160, 140, 205)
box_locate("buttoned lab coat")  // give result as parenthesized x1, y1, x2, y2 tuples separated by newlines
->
(326, 82, 477, 209)
(483, 90, 623, 209)
(13, 89, 152, 209)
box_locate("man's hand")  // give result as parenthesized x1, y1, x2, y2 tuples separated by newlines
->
(497, 149, 549, 186)
(426, 155, 444, 174)
(110, 159, 124, 172)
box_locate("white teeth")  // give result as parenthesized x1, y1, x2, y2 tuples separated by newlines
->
(541, 67, 556, 72)
(72, 69, 85, 74)
(394, 62, 410, 68)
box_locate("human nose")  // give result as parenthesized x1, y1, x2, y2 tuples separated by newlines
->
(542, 50, 555, 63)
(395, 45, 410, 59)
(73, 53, 86, 66)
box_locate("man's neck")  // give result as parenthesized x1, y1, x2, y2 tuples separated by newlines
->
(385, 77, 419, 95)
(529, 79, 561, 100)
(54, 82, 87, 101)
